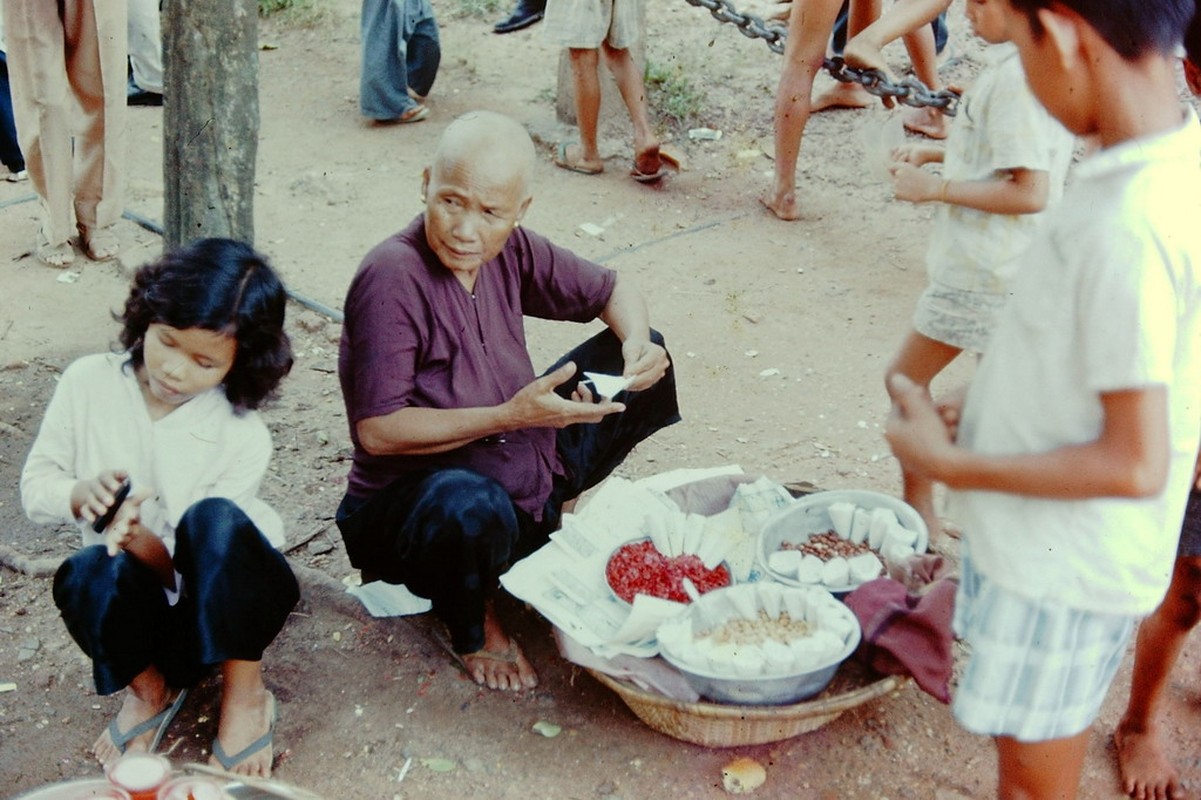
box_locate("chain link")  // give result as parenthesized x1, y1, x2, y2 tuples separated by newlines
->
(680, 0, 961, 116)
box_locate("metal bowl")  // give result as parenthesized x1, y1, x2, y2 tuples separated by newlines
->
(756, 489, 928, 594)
(656, 583, 861, 705)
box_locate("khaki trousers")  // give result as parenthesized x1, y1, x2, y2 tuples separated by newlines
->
(3, 0, 126, 247)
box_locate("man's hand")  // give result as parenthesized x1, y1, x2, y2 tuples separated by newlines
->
(507, 362, 625, 428)
(620, 338, 670, 392)
(884, 374, 957, 481)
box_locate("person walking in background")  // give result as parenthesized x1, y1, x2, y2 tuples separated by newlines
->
(2, 0, 127, 266)
(493, 0, 545, 34)
(0, 6, 27, 181)
(546, 0, 671, 182)
(360, 0, 441, 124)
(127, 0, 163, 106)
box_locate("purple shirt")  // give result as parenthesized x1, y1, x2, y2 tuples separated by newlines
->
(339, 216, 617, 517)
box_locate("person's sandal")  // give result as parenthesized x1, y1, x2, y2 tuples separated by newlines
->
(36, 233, 75, 268)
(77, 223, 120, 261)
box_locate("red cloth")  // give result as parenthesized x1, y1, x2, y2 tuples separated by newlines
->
(844, 576, 957, 704)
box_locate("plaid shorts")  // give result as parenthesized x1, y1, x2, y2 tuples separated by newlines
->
(543, 0, 642, 49)
(952, 553, 1135, 741)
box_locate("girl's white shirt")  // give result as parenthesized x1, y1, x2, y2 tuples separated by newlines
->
(20, 352, 285, 554)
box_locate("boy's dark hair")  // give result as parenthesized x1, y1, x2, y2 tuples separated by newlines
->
(1186, 3, 1201, 67)
(119, 238, 294, 412)
(1006, 0, 1196, 61)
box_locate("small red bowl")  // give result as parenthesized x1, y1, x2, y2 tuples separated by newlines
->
(605, 538, 731, 605)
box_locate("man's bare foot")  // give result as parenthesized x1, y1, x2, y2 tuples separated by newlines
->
(211, 688, 275, 778)
(1115, 722, 1184, 800)
(93, 684, 175, 767)
(903, 106, 948, 139)
(459, 603, 538, 691)
(811, 82, 873, 112)
(759, 188, 799, 221)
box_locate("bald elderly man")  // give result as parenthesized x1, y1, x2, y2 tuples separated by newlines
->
(336, 110, 680, 691)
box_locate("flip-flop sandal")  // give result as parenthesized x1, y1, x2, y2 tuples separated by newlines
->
(212, 692, 277, 772)
(554, 142, 603, 175)
(630, 165, 670, 183)
(109, 688, 189, 755)
(397, 104, 429, 124)
(631, 145, 670, 183)
(35, 232, 76, 268)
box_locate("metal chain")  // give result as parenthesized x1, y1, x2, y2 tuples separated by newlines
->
(680, 0, 961, 116)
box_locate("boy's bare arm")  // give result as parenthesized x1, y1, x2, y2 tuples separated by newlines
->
(891, 165, 1051, 214)
(892, 143, 944, 167)
(886, 375, 1170, 499)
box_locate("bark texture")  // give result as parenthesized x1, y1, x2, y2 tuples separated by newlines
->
(162, 0, 259, 248)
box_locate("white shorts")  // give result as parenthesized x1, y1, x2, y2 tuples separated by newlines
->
(912, 280, 1008, 353)
(543, 0, 642, 49)
(952, 553, 1135, 742)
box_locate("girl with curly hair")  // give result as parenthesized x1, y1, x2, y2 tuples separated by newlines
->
(21, 238, 297, 779)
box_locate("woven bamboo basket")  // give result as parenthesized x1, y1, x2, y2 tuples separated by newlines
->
(589, 662, 906, 748)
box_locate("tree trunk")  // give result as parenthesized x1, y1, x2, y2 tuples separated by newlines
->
(162, 0, 259, 249)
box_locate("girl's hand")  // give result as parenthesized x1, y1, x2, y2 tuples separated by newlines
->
(104, 490, 150, 557)
(72, 471, 130, 528)
(890, 163, 943, 203)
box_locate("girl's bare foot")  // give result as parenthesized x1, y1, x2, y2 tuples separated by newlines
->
(211, 686, 275, 778)
(759, 188, 799, 221)
(459, 602, 538, 691)
(92, 681, 173, 767)
(1115, 723, 1184, 800)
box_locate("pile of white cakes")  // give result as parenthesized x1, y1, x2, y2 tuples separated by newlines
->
(656, 582, 860, 705)
(757, 490, 928, 593)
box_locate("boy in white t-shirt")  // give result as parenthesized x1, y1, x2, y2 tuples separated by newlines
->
(885, 0, 1201, 797)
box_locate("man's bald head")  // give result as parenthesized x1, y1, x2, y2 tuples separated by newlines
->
(430, 111, 537, 200)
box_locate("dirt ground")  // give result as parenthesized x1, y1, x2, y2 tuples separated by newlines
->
(3, 1, 1201, 797)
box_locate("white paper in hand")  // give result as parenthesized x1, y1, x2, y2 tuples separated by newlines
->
(583, 371, 632, 399)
